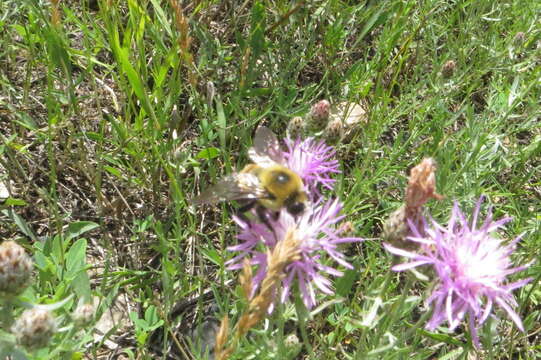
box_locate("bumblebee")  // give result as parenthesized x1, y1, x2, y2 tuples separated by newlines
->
(192, 126, 309, 229)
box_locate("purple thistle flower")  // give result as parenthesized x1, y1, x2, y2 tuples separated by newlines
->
(227, 198, 361, 309)
(384, 197, 532, 347)
(284, 137, 340, 196)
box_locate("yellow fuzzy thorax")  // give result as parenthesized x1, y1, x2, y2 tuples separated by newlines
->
(242, 164, 305, 211)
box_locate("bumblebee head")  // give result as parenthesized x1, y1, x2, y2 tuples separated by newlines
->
(286, 200, 305, 216)
(283, 189, 309, 217)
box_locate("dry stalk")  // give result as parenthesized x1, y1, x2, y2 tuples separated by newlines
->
(383, 158, 443, 248)
(214, 228, 301, 360)
(405, 158, 443, 220)
(169, 0, 197, 87)
(239, 47, 251, 90)
(50, 0, 61, 27)
(240, 258, 253, 300)
(214, 315, 231, 360)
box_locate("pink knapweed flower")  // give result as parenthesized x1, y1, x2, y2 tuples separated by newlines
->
(284, 137, 339, 196)
(228, 198, 360, 309)
(384, 197, 532, 347)
(227, 132, 360, 309)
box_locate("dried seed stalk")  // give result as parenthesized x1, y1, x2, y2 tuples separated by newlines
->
(383, 158, 443, 247)
(405, 158, 443, 219)
(169, 0, 197, 87)
(50, 0, 61, 27)
(215, 228, 301, 359)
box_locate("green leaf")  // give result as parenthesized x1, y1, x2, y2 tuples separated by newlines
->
(3, 198, 27, 206)
(1, 209, 37, 241)
(65, 238, 91, 300)
(66, 238, 87, 272)
(71, 352, 84, 360)
(144, 306, 164, 331)
(196, 147, 221, 160)
(129, 311, 149, 330)
(82, 131, 103, 142)
(437, 347, 464, 360)
(148, 0, 173, 37)
(249, 1, 266, 58)
(71, 270, 91, 301)
(117, 47, 156, 129)
(51, 234, 64, 266)
(418, 329, 463, 346)
(104, 166, 123, 179)
(65, 221, 99, 242)
(33, 294, 74, 311)
(14, 112, 38, 131)
(199, 247, 222, 266)
(335, 269, 357, 297)
(355, 5, 389, 48)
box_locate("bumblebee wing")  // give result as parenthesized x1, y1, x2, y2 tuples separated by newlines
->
(191, 173, 266, 205)
(248, 126, 284, 166)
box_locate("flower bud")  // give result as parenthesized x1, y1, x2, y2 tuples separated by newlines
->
(514, 32, 526, 45)
(441, 60, 456, 78)
(72, 303, 95, 326)
(405, 158, 443, 211)
(382, 205, 409, 245)
(287, 116, 305, 139)
(285, 333, 300, 348)
(324, 118, 343, 143)
(0, 241, 33, 295)
(307, 100, 331, 130)
(12, 308, 56, 349)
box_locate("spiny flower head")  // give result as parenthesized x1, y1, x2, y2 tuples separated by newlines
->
(12, 308, 56, 349)
(384, 197, 532, 347)
(287, 116, 305, 140)
(72, 302, 95, 326)
(228, 199, 360, 309)
(324, 117, 344, 143)
(0, 241, 33, 295)
(307, 99, 331, 130)
(442, 60, 457, 78)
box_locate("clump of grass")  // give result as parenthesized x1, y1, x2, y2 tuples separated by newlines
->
(1, 0, 539, 358)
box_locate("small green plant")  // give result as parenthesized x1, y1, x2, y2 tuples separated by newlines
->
(0, 215, 98, 359)
(130, 305, 164, 347)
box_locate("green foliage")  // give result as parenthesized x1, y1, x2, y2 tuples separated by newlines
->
(0, 0, 539, 358)
(0, 215, 96, 359)
(130, 305, 164, 346)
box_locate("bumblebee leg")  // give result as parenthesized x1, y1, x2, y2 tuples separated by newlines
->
(237, 200, 256, 227)
(270, 211, 280, 221)
(256, 205, 278, 240)
(238, 199, 256, 213)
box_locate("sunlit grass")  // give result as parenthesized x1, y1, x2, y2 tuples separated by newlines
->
(0, 0, 539, 358)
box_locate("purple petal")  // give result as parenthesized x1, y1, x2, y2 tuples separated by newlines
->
(392, 260, 433, 271)
(495, 297, 525, 331)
